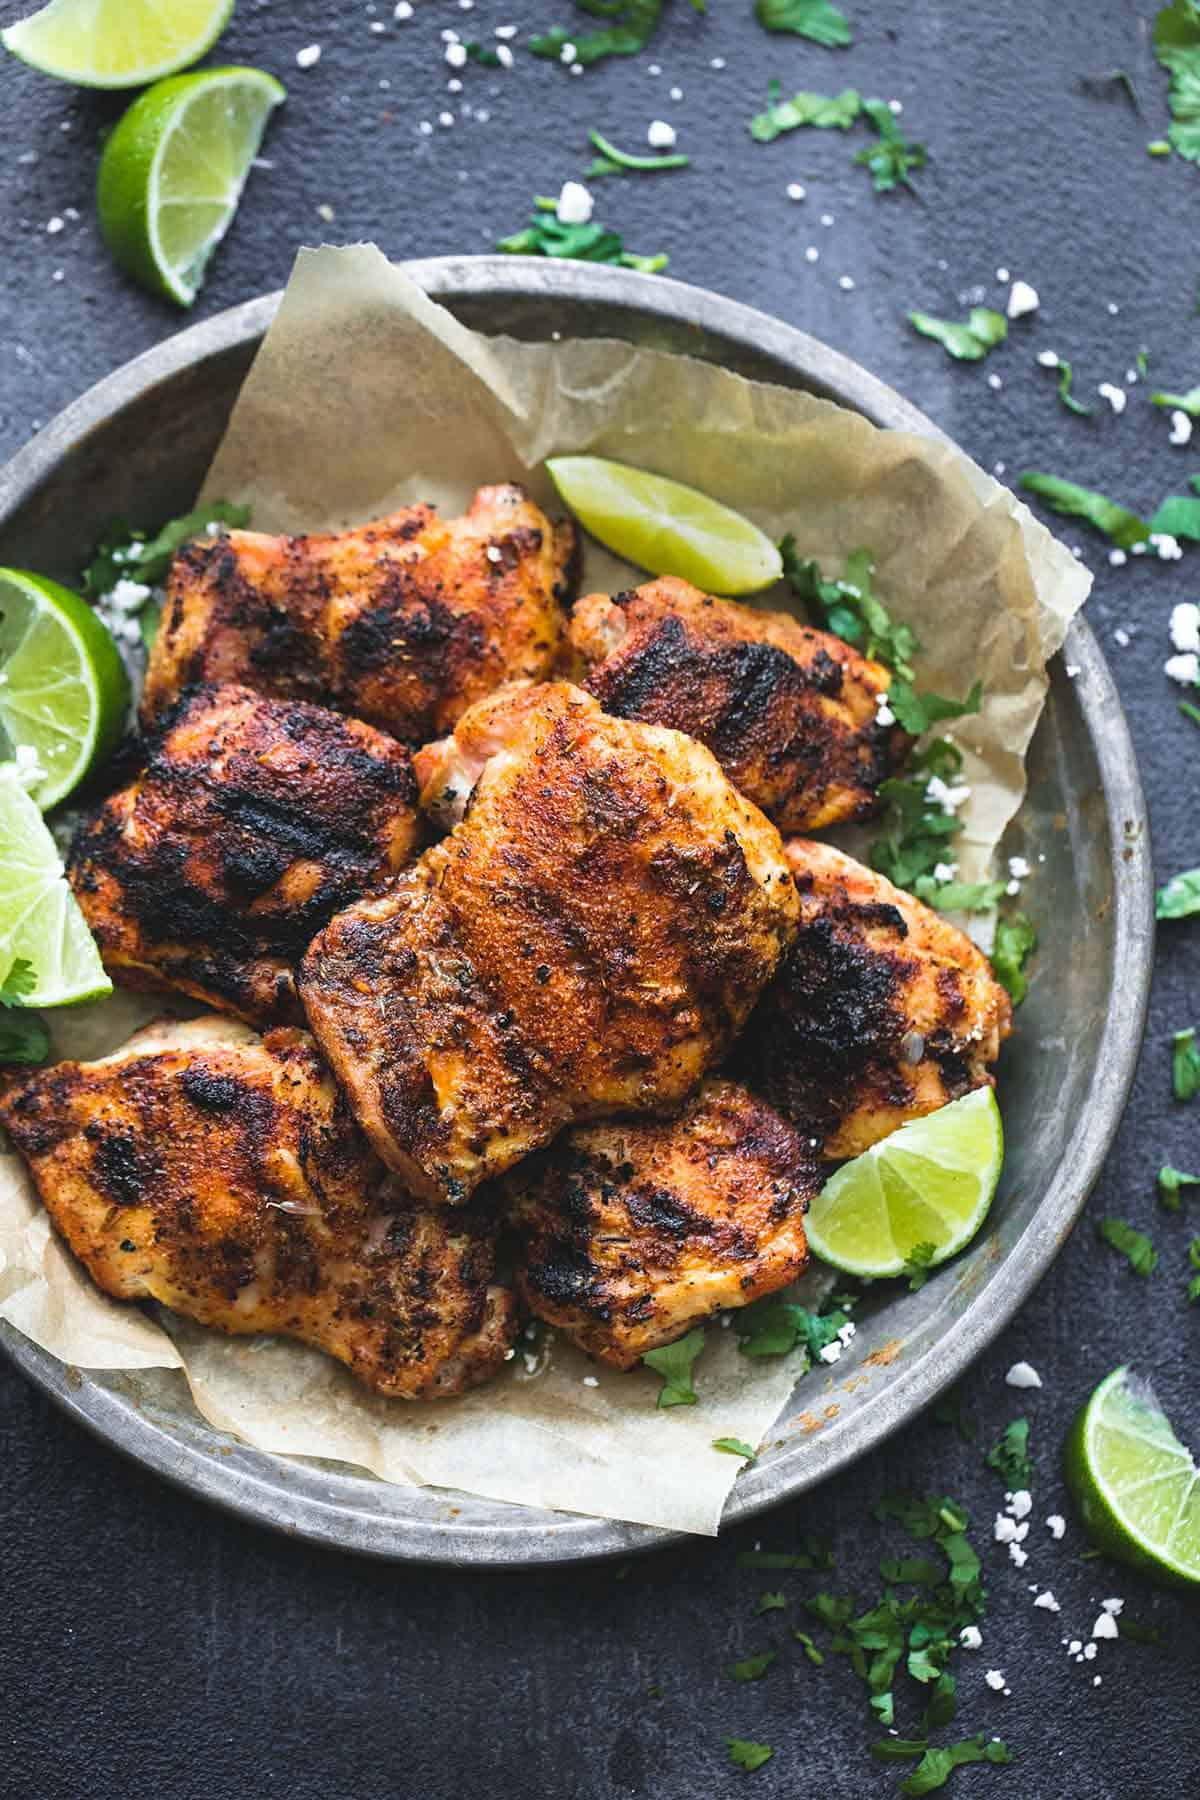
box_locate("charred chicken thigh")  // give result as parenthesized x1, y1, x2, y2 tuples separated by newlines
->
(300, 682, 799, 1204)
(0, 1018, 518, 1399)
(567, 577, 906, 832)
(736, 839, 1011, 1160)
(142, 485, 577, 741)
(508, 1079, 816, 1369)
(69, 683, 421, 1027)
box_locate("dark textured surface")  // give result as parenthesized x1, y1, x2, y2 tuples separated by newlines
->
(0, 4, 1196, 1797)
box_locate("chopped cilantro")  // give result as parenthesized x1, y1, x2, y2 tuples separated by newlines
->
(984, 1417, 1032, 1488)
(781, 541, 917, 677)
(754, 1590, 787, 1614)
(869, 742, 1005, 915)
(1188, 1236, 1200, 1302)
(1097, 1217, 1159, 1276)
(907, 308, 1007, 361)
(82, 501, 250, 599)
(642, 1327, 705, 1406)
(902, 1242, 937, 1291)
(1046, 356, 1093, 416)
(0, 958, 49, 1066)
(463, 39, 501, 65)
(992, 913, 1037, 1006)
(734, 1292, 851, 1366)
(1173, 1026, 1200, 1100)
(1158, 1164, 1200, 1209)
(1157, 867, 1200, 918)
(1154, 0, 1200, 163)
(497, 198, 667, 271)
(728, 1651, 776, 1682)
(856, 99, 927, 193)
(1018, 472, 1151, 549)
(529, 0, 670, 67)
(1151, 384, 1200, 413)
(750, 81, 862, 141)
(713, 1436, 758, 1463)
(1181, 700, 1200, 727)
(736, 1538, 834, 1571)
(792, 1629, 825, 1665)
(1149, 492, 1200, 540)
(726, 1738, 773, 1772)
(0, 958, 36, 1002)
(754, 0, 852, 46)
(586, 128, 689, 176)
(887, 678, 983, 736)
(892, 1737, 1011, 1794)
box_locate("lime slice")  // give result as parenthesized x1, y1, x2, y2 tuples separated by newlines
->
(97, 66, 286, 308)
(2, 0, 234, 88)
(545, 456, 783, 596)
(805, 1088, 1003, 1279)
(0, 765, 111, 1008)
(1065, 1367, 1200, 1589)
(0, 567, 129, 812)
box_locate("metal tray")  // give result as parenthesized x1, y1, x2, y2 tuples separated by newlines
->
(0, 257, 1153, 1565)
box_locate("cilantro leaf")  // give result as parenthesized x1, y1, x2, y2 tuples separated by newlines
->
(856, 99, 927, 194)
(792, 1628, 825, 1664)
(0, 958, 49, 1066)
(726, 1738, 773, 1772)
(1154, 0, 1200, 163)
(781, 541, 918, 678)
(1047, 357, 1093, 416)
(497, 198, 667, 272)
(463, 39, 501, 66)
(734, 1293, 850, 1364)
(1187, 1235, 1200, 1302)
(736, 1539, 834, 1570)
(1018, 472, 1151, 548)
(749, 83, 862, 142)
(586, 128, 689, 176)
(713, 1436, 757, 1463)
(1151, 384, 1200, 414)
(754, 1590, 787, 1613)
(0, 958, 36, 1003)
(529, 0, 668, 67)
(911, 877, 1007, 915)
(899, 1738, 1012, 1795)
(902, 1242, 937, 1290)
(1174, 1027, 1200, 1100)
(887, 678, 982, 736)
(1097, 1217, 1159, 1276)
(1157, 867, 1200, 918)
(1149, 493, 1200, 540)
(1158, 1164, 1200, 1209)
(642, 1327, 705, 1406)
(727, 1651, 776, 1682)
(754, 0, 852, 46)
(984, 1417, 1032, 1488)
(82, 502, 250, 599)
(991, 912, 1037, 1005)
(907, 308, 1007, 361)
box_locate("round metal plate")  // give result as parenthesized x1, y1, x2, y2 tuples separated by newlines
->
(0, 257, 1153, 1565)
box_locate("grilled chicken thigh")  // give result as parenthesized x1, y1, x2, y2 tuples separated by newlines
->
(508, 1079, 816, 1368)
(0, 1017, 517, 1398)
(567, 578, 906, 832)
(736, 840, 1011, 1160)
(142, 485, 577, 741)
(300, 682, 799, 1205)
(68, 683, 420, 1027)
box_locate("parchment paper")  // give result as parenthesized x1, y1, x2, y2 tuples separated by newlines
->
(0, 245, 1090, 1535)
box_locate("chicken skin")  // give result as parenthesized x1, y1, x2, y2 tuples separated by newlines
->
(567, 578, 907, 833)
(0, 1018, 518, 1398)
(300, 683, 800, 1205)
(507, 1079, 816, 1369)
(141, 485, 577, 741)
(68, 683, 420, 1027)
(736, 840, 1011, 1160)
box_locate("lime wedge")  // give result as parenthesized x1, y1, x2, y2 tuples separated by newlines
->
(0, 567, 129, 812)
(97, 66, 286, 308)
(1065, 1367, 1200, 1589)
(2, 0, 234, 88)
(0, 765, 111, 1008)
(545, 456, 783, 596)
(805, 1088, 1003, 1279)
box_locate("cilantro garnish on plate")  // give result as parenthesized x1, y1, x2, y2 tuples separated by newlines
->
(713, 1436, 758, 1463)
(734, 1291, 852, 1365)
(642, 1326, 705, 1406)
(902, 1242, 937, 1290)
(1097, 1217, 1159, 1275)
(82, 501, 250, 599)
(856, 99, 927, 193)
(0, 957, 49, 1067)
(754, 0, 852, 47)
(991, 914, 1037, 1004)
(984, 1416, 1032, 1488)
(497, 198, 667, 271)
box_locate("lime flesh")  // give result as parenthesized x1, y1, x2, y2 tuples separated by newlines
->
(1065, 1366, 1200, 1590)
(97, 66, 286, 307)
(805, 1087, 1004, 1279)
(2, 0, 235, 88)
(0, 765, 110, 1008)
(545, 456, 783, 596)
(0, 567, 129, 812)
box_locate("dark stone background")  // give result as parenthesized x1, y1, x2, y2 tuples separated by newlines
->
(0, 3, 1196, 1796)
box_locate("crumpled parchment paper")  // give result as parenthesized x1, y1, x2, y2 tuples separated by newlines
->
(0, 245, 1090, 1535)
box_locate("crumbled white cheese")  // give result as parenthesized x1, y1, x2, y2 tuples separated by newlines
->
(1170, 410, 1194, 447)
(295, 43, 322, 68)
(494, 22, 517, 36)
(437, 111, 454, 127)
(1007, 280, 1039, 319)
(1093, 1675, 1102, 1687)
(1005, 1361, 1042, 1389)
(1164, 652, 1200, 686)
(838, 275, 856, 292)
(647, 119, 677, 149)
(836, 1321, 856, 1347)
(1045, 1514, 1066, 1540)
(1152, 531, 1184, 561)
(960, 1626, 983, 1649)
(1006, 1489, 1033, 1520)
(988, 373, 1003, 391)
(670, 86, 683, 101)
(582, 1374, 599, 1388)
(485, 545, 503, 564)
(805, 247, 820, 263)
(1097, 382, 1127, 414)
(556, 181, 593, 225)
(984, 1669, 1009, 1692)
(445, 40, 467, 66)
(1008, 1543, 1028, 1568)
(1100, 1597, 1124, 1617)
(996, 266, 1011, 283)
(786, 183, 806, 201)
(495, 43, 514, 67)
(394, 1, 414, 18)
(1068, 1639, 1082, 1655)
(818, 1340, 843, 1364)
(993, 1514, 1020, 1543)
(1033, 1590, 1060, 1613)
(1109, 548, 1127, 567)
(1083, 1640, 1098, 1659)
(1171, 603, 1200, 653)
(1113, 628, 1130, 648)
(106, 578, 151, 612)
(1036, 349, 1060, 369)
(559, 41, 576, 63)
(925, 775, 971, 814)
(1008, 856, 1030, 881)
(46, 215, 65, 234)
(933, 862, 959, 884)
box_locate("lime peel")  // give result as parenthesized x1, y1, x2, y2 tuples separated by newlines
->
(0, 766, 111, 1009)
(2, 0, 236, 88)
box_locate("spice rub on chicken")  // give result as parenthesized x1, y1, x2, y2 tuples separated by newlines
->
(142, 485, 578, 741)
(567, 578, 907, 833)
(735, 840, 1011, 1161)
(300, 683, 800, 1205)
(68, 683, 420, 1027)
(507, 1079, 816, 1369)
(0, 1018, 518, 1399)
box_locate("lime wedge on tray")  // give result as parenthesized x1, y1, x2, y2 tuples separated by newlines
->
(2, 0, 235, 88)
(545, 455, 783, 596)
(0, 567, 129, 812)
(805, 1087, 1003, 1279)
(98, 66, 286, 308)
(1065, 1366, 1200, 1590)
(0, 765, 111, 1008)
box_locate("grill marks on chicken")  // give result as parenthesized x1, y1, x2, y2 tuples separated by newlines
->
(300, 683, 800, 1205)
(0, 1018, 518, 1398)
(142, 485, 578, 741)
(568, 578, 907, 833)
(68, 683, 420, 1026)
(508, 1079, 815, 1368)
(736, 840, 1011, 1160)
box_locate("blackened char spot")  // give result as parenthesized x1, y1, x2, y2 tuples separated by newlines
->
(178, 1067, 242, 1111)
(87, 1127, 154, 1208)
